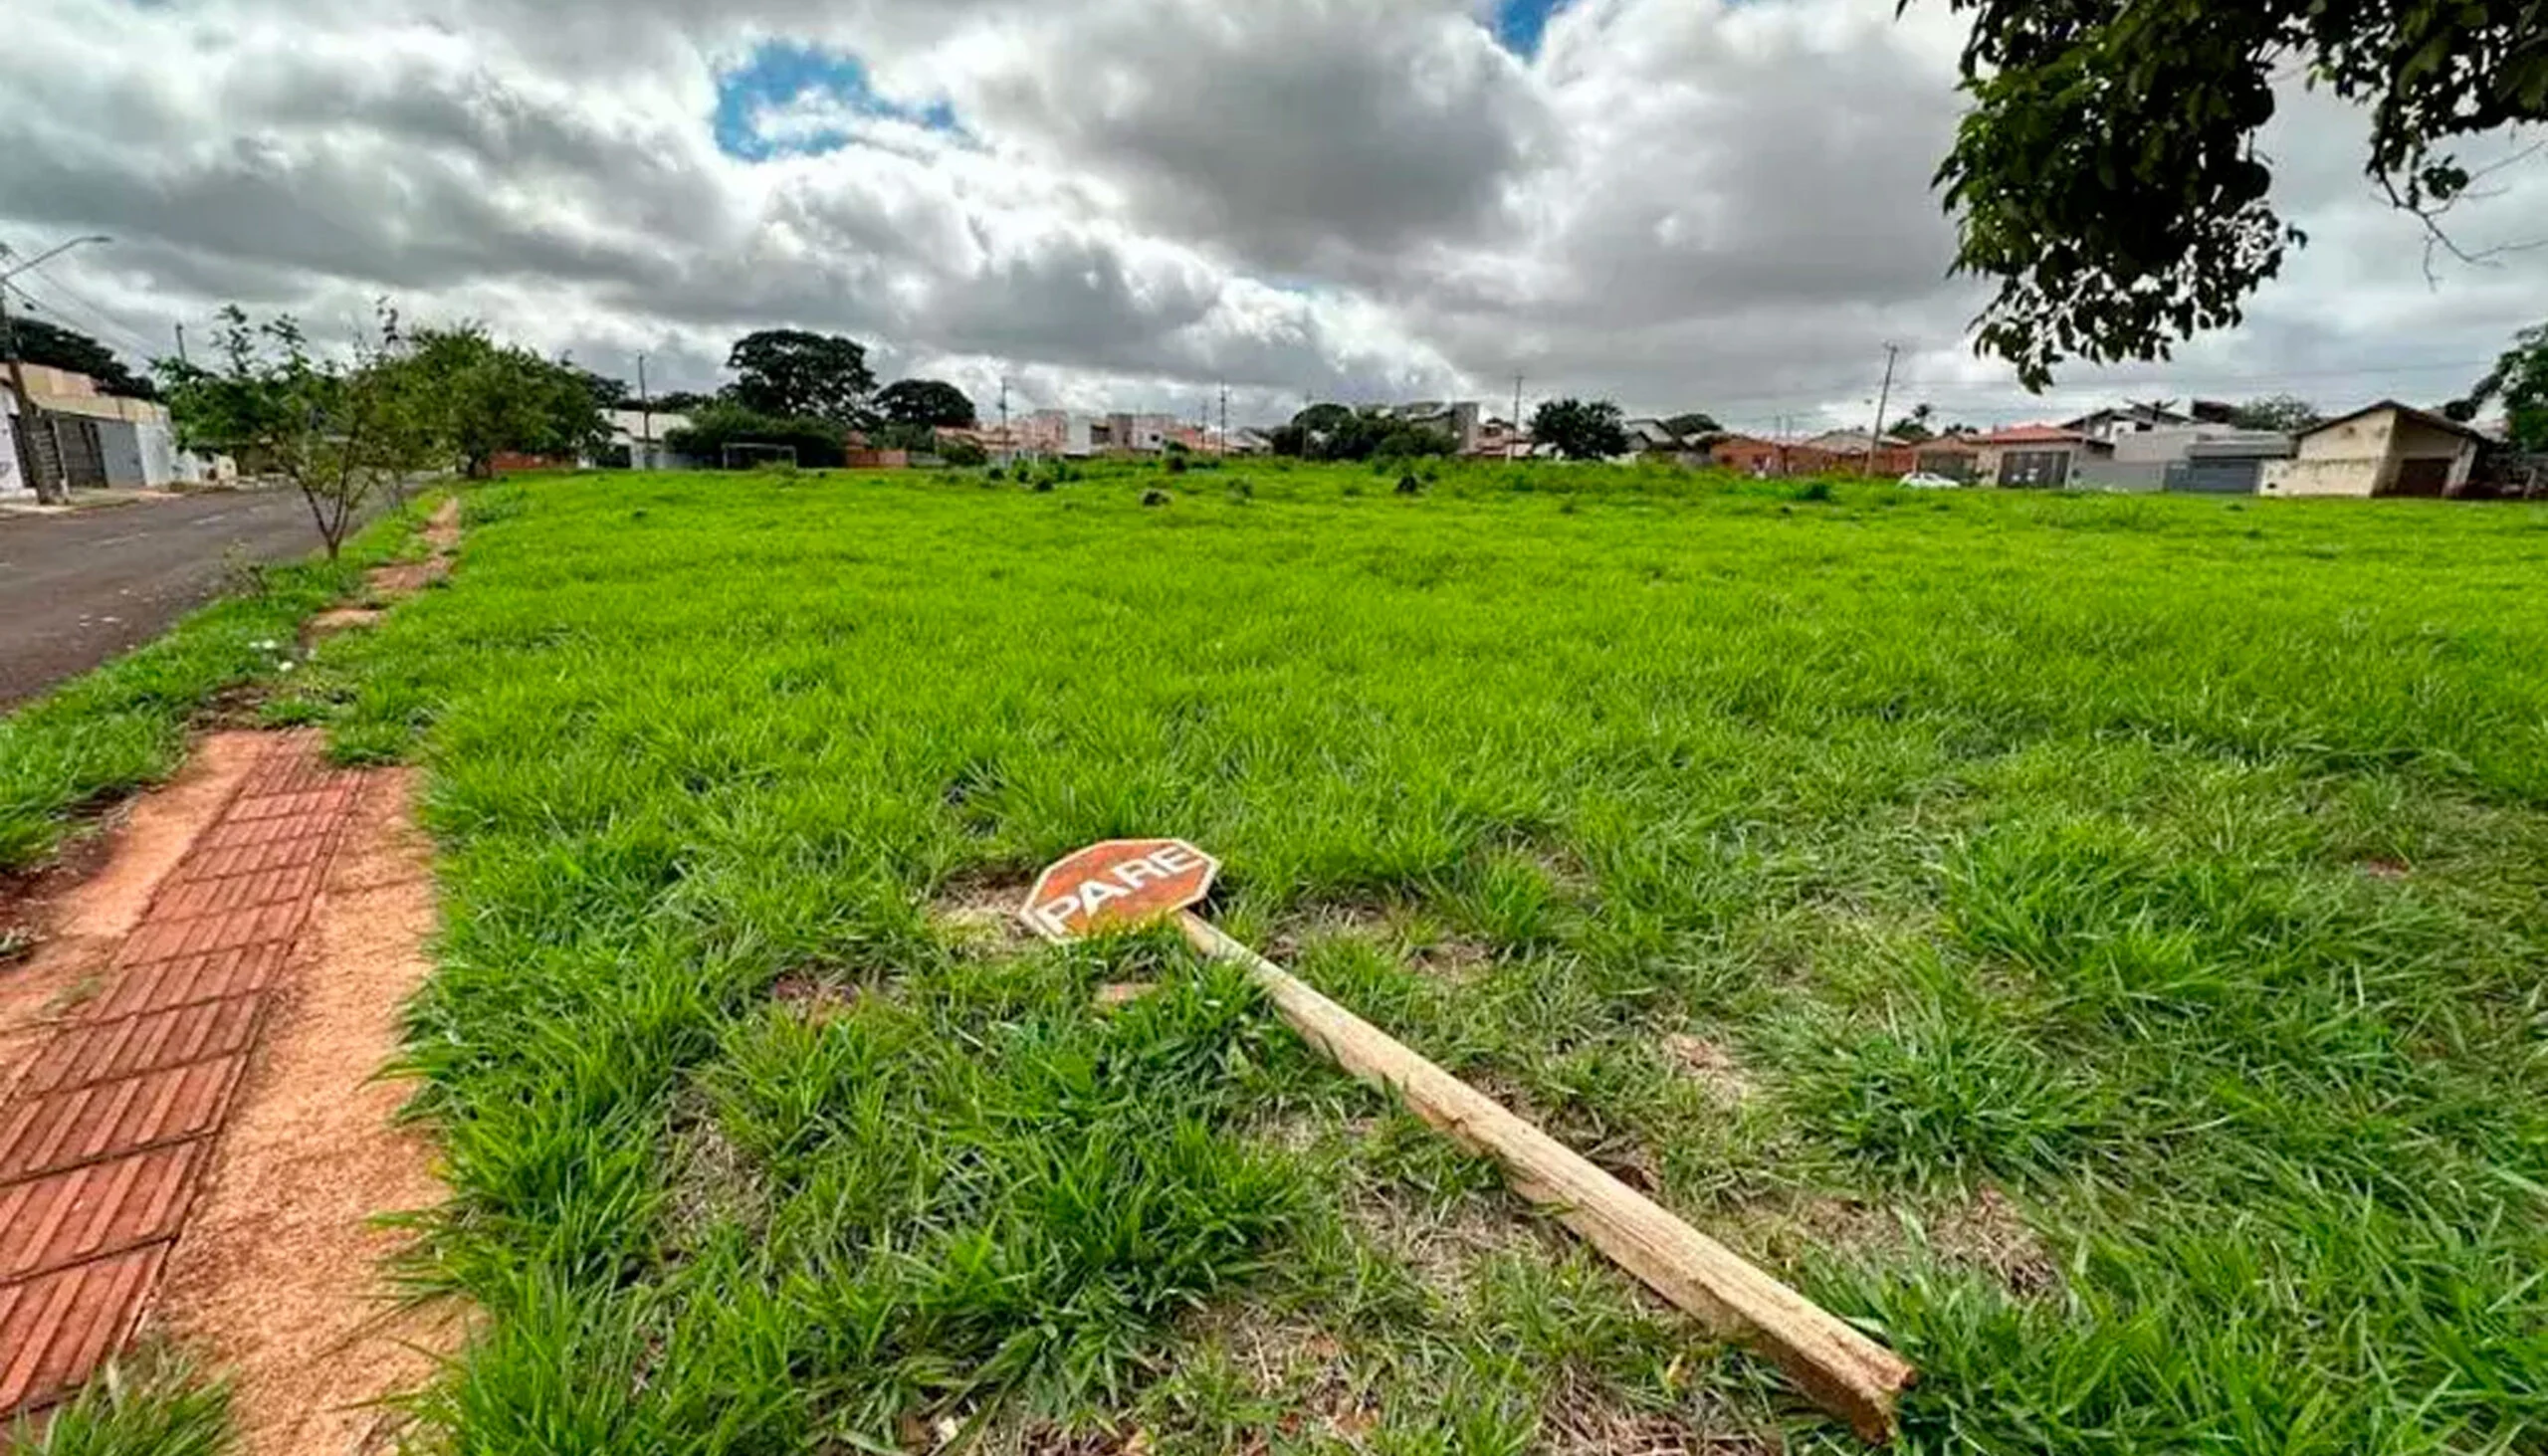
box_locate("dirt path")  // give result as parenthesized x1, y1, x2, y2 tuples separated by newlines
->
(157, 767, 457, 1456)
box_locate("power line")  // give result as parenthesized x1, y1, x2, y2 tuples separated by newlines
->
(3, 262, 160, 362)
(2, 280, 160, 367)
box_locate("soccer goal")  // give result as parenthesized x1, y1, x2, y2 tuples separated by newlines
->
(722, 442, 798, 471)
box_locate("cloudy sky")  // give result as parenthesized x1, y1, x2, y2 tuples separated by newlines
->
(3, 0, 2542, 433)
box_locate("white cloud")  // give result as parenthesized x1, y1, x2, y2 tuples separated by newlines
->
(0, 0, 2539, 428)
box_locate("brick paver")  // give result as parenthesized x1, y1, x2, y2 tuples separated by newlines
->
(0, 733, 365, 1423)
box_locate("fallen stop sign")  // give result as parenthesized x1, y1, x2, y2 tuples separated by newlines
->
(1020, 838, 1219, 942)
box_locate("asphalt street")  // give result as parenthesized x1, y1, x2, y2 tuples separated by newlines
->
(0, 490, 339, 709)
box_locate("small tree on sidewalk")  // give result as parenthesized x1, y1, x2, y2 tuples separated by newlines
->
(160, 306, 436, 559)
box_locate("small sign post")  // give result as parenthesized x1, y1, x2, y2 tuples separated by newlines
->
(1017, 838, 1915, 1444)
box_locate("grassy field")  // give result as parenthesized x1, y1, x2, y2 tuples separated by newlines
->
(290, 461, 2546, 1453)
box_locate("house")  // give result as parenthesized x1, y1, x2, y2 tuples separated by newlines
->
(601, 408, 696, 470)
(2095, 425, 2294, 493)
(2062, 401, 2195, 443)
(1798, 429, 1918, 477)
(5, 365, 185, 491)
(1968, 425, 2116, 489)
(1388, 401, 1483, 454)
(1709, 434, 1790, 475)
(2159, 432, 2296, 495)
(1912, 436, 1982, 481)
(1468, 417, 1530, 458)
(2259, 401, 2489, 499)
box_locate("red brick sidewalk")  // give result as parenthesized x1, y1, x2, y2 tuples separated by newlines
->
(0, 735, 364, 1421)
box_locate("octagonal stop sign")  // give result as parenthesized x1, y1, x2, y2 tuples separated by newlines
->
(1019, 839, 1220, 942)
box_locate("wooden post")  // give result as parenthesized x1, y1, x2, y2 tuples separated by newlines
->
(1178, 912, 1915, 1443)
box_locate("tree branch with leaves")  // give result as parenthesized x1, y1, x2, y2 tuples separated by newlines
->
(159, 305, 436, 559)
(1924, 1, 2548, 389)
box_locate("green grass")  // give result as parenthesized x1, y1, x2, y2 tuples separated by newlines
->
(299, 462, 2548, 1452)
(9, 1354, 233, 1456)
(0, 494, 436, 870)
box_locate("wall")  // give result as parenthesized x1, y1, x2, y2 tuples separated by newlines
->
(2258, 409, 2434, 498)
(2260, 457, 2380, 497)
(0, 407, 24, 498)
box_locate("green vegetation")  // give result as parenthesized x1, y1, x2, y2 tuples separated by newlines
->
(1530, 398, 1630, 460)
(278, 463, 2547, 1450)
(0, 498, 430, 870)
(10, 1355, 232, 1456)
(1930, 1, 2546, 386)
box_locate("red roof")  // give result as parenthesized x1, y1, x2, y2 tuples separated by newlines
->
(1970, 424, 2090, 445)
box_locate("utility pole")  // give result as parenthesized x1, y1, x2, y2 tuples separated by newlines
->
(1218, 381, 1229, 455)
(636, 353, 651, 469)
(1865, 342, 1900, 477)
(1510, 374, 1524, 461)
(997, 376, 1011, 466)
(173, 321, 189, 367)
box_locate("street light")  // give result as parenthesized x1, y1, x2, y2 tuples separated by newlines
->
(0, 235, 111, 282)
(2, 234, 113, 505)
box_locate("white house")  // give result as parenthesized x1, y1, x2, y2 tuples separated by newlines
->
(2259, 402, 2488, 499)
(603, 408, 695, 469)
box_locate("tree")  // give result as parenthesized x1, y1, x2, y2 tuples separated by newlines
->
(1887, 403, 1940, 442)
(1927, 2, 2548, 389)
(876, 378, 977, 429)
(1276, 403, 1451, 463)
(726, 329, 875, 424)
(651, 390, 716, 414)
(1663, 412, 1723, 440)
(2226, 395, 2325, 434)
(1531, 398, 1630, 461)
(573, 367, 630, 412)
(404, 325, 609, 478)
(2450, 322, 2548, 452)
(6, 315, 157, 398)
(159, 306, 434, 559)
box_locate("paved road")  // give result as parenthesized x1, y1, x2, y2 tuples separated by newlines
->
(0, 491, 340, 709)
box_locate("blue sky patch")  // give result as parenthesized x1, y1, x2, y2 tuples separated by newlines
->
(712, 41, 959, 160)
(1493, 0, 1573, 58)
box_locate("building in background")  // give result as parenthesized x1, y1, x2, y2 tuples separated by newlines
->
(1384, 401, 1482, 454)
(2161, 433, 2297, 495)
(601, 408, 696, 469)
(2062, 401, 2198, 443)
(5, 363, 180, 490)
(1968, 425, 2117, 488)
(2260, 402, 2488, 498)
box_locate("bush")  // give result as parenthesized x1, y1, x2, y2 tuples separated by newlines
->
(938, 437, 988, 468)
(1165, 454, 1188, 476)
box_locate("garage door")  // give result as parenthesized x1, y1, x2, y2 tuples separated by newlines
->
(2167, 458, 2260, 495)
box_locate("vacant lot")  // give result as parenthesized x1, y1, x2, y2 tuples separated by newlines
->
(300, 464, 2546, 1453)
